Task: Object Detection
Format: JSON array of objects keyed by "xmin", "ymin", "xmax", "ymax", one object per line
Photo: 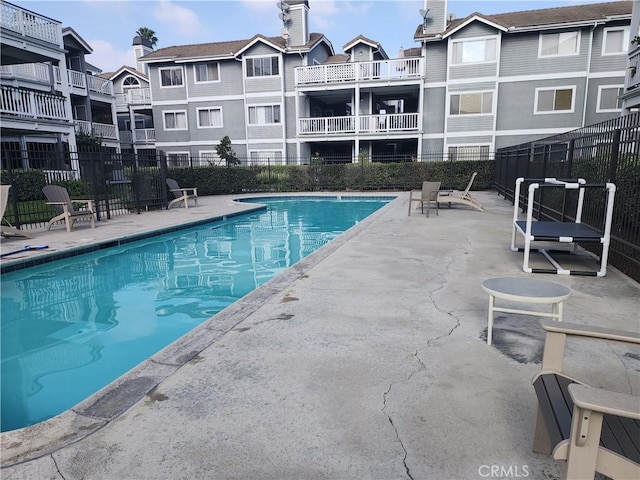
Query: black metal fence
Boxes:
[{"xmin": 494, "ymin": 111, "xmax": 640, "ymax": 282}]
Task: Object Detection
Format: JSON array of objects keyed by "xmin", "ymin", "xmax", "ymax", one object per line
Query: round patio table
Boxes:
[{"xmin": 481, "ymin": 277, "xmax": 572, "ymax": 345}]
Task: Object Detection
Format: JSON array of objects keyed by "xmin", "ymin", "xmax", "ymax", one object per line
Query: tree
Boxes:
[
  {"xmin": 136, "ymin": 27, "xmax": 158, "ymax": 47},
  {"xmin": 216, "ymin": 136, "xmax": 240, "ymax": 167}
]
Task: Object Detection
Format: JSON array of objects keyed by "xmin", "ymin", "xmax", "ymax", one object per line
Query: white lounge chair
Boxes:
[
  {"xmin": 437, "ymin": 172, "xmax": 484, "ymax": 212},
  {"xmin": 1, "ymin": 185, "xmax": 32, "ymax": 238},
  {"xmin": 42, "ymin": 185, "xmax": 95, "ymax": 232},
  {"xmin": 166, "ymin": 178, "xmax": 198, "ymax": 209}
]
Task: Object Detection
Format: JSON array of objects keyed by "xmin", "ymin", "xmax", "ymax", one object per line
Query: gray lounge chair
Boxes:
[
  {"xmin": 1, "ymin": 185, "xmax": 32, "ymax": 238},
  {"xmin": 166, "ymin": 178, "xmax": 198, "ymax": 209},
  {"xmin": 42, "ymin": 185, "xmax": 95, "ymax": 232}
]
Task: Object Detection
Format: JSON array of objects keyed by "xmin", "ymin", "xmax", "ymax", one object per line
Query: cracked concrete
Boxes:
[{"xmin": 1, "ymin": 191, "xmax": 639, "ymax": 480}]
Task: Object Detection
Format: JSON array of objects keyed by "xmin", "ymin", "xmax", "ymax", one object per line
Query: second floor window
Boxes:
[
  {"xmin": 540, "ymin": 31, "xmax": 579, "ymax": 57},
  {"xmin": 163, "ymin": 111, "xmax": 187, "ymax": 130},
  {"xmin": 451, "ymin": 38, "xmax": 496, "ymax": 64},
  {"xmin": 597, "ymin": 86, "xmax": 623, "ymax": 111},
  {"xmin": 195, "ymin": 62, "xmax": 219, "ymax": 82},
  {"xmin": 450, "ymin": 92, "xmax": 493, "ymax": 115},
  {"xmin": 248, "ymin": 105, "xmax": 281, "ymax": 124},
  {"xmin": 535, "ymin": 87, "xmax": 575, "ymax": 113},
  {"xmin": 160, "ymin": 67, "xmax": 183, "ymax": 87},
  {"xmin": 197, "ymin": 107, "xmax": 223, "ymax": 128},
  {"xmin": 246, "ymin": 56, "xmax": 279, "ymax": 77},
  {"xmin": 602, "ymin": 27, "xmax": 630, "ymax": 55}
]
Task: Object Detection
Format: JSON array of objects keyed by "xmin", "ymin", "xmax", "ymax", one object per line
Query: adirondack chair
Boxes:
[
  {"xmin": 1, "ymin": 185, "xmax": 32, "ymax": 238},
  {"xmin": 532, "ymin": 318, "xmax": 640, "ymax": 479},
  {"xmin": 42, "ymin": 185, "xmax": 95, "ymax": 232},
  {"xmin": 166, "ymin": 178, "xmax": 198, "ymax": 209}
]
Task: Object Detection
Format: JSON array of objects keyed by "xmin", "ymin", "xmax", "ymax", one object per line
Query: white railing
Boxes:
[
  {"xmin": 115, "ymin": 88, "xmax": 152, "ymax": 107},
  {"xmin": 133, "ymin": 128, "xmax": 155, "ymax": 143},
  {"xmin": 67, "ymin": 69, "xmax": 86, "ymax": 90},
  {"xmin": 295, "ymin": 58, "xmax": 422, "ymax": 85},
  {"xmin": 0, "ymin": 85, "xmax": 67, "ymax": 120},
  {"xmin": 299, "ymin": 113, "xmax": 419, "ymax": 135},
  {"xmin": 43, "ymin": 169, "xmax": 79, "ymax": 182},
  {"xmin": 1, "ymin": 1, "xmax": 62, "ymax": 47},
  {"xmin": 87, "ymin": 75, "xmax": 113, "ymax": 96},
  {"xmin": 0, "ymin": 63, "xmax": 50, "ymax": 83},
  {"xmin": 358, "ymin": 113, "xmax": 419, "ymax": 133},
  {"xmin": 298, "ymin": 116, "xmax": 356, "ymax": 135},
  {"xmin": 75, "ymin": 120, "xmax": 117, "ymax": 139}
]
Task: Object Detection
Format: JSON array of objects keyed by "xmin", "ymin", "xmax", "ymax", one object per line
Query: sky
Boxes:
[{"xmin": 13, "ymin": 0, "xmax": 623, "ymax": 73}]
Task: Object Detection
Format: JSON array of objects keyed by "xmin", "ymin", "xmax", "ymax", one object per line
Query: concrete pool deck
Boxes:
[{"xmin": 1, "ymin": 191, "xmax": 639, "ymax": 479}]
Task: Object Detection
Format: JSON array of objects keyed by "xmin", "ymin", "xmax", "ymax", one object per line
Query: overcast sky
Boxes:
[{"xmin": 13, "ymin": 0, "xmax": 622, "ymax": 72}]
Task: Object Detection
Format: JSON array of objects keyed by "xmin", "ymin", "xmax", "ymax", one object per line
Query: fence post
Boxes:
[
  {"xmin": 159, "ymin": 150, "xmax": 168, "ymax": 209},
  {"xmin": 566, "ymin": 139, "xmax": 575, "ymax": 178},
  {"xmin": 608, "ymin": 129, "xmax": 621, "ymax": 184}
]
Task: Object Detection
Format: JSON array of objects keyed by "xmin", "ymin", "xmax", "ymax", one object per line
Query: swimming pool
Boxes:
[{"xmin": 0, "ymin": 196, "xmax": 393, "ymax": 432}]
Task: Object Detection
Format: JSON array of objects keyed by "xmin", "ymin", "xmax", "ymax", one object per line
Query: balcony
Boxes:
[
  {"xmin": 298, "ymin": 113, "xmax": 419, "ymax": 136},
  {"xmin": 1, "ymin": 1, "xmax": 62, "ymax": 47},
  {"xmin": 0, "ymin": 85, "xmax": 68, "ymax": 120},
  {"xmin": 0, "ymin": 62, "xmax": 51, "ymax": 83},
  {"xmin": 119, "ymin": 128, "xmax": 155, "ymax": 144},
  {"xmin": 87, "ymin": 75, "xmax": 113, "ymax": 96},
  {"xmin": 75, "ymin": 119, "xmax": 118, "ymax": 139},
  {"xmin": 295, "ymin": 58, "xmax": 422, "ymax": 86},
  {"xmin": 52, "ymin": 67, "xmax": 114, "ymax": 97},
  {"xmin": 115, "ymin": 88, "xmax": 152, "ymax": 108}
]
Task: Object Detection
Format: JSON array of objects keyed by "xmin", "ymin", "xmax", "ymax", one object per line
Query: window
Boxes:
[
  {"xmin": 602, "ymin": 27, "xmax": 630, "ymax": 55},
  {"xmin": 122, "ymin": 76, "xmax": 140, "ymax": 89},
  {"xmin": 167, "ymin": 152, "xmax": 189, "ymax": 167},
  {"xmin": 448, "ymin": 145, "xmax": 491, "ymax": 161},
  {"xmin": 249, "ymin": 151, "xmax": 283, "ymax": 165},
  {"xmin": 199, "ymin": 151, "xmax": 223, "ymax": 166},
  {"xmin": 159, "ymin": 67, "xmax": 183, "ymax": 87},
  {"xmin": 535, "ymin": 87, "xmax": 575, "ymax": 113},
  {"xmin": 197, "ymin": 107, "xmax": 223, "ymax": 128},
  {"xmin": 248, "ymin": 105, "xmax": 281, "ymax": 124},
  {"xmin": 450, "ymin": 92, "xmax": 493, "ymax": 115},
  {"xmin": 246, "ymin": 56, "xmax": 279, "ymax": 77},
  {"xmin": 163, "ymin": 110, "xmax": 187, "ymax": 130},
  {"xmin": 67, "ymin": 56, "xmax": 81, "ymax": 71},
  {"xmin": 597, "ymin": 86, "xmax": 623, "ymax": 112},
  {"xmin": 451, "ymin": 38, "xmax": 496, "ymax": 64},
  {"xmin": 124, "ymin": 119, "xmax": 145, "ymax": 130},
  {"xmin": 194, "ymin": 62, "xmax": 219, "ymax": 82},
  {"xmin": 540, "ymin": 31, "xmax": 579, "ymax": 57}
]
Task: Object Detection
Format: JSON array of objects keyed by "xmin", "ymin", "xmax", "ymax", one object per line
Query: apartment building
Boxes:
[
  {"xmin": 620, "ymin": 0, "xmax": 640, "ymax": 112},
  {"xmin": 138, "ymin": 0, "xmax": 632, "ymax": 165},
  {"xmin": 0, "ymin": 0, "xmax": 118, "ymax": 168},
  {"xmin": 100, "ymin": 36, "xmax": 156, "ymax": 160}
]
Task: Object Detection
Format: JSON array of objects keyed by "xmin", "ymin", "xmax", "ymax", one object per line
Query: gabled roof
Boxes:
[
  {"xmin": 342, "ymin": 35, "xmax": 389, "ymax": 59},
  {"xmin": 140, "ymin": 32, "xmax": 327, "ymax": 63},
  {"xmin": 62, "ymin": 27, "xmax": 92, "ymax": 54},
  {"xmin": 415, "ymin": 1, "xmax": 633, "ymax": 41},
  {"xmin": 99, "ymin": 65, "xmax": 148, "ymax": 82},
  {"xmin": 323, "ymin": 54, "xmax": 350, "ymax": 64}
]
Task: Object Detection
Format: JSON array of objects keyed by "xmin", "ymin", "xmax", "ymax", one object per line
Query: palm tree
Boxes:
[{"xmin": 136, "ymin": 27, "xmax": 158, "ymax": 47}]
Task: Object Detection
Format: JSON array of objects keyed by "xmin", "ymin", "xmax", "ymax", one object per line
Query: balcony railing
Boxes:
[
  {"xmin": 0, "ymin": 85, "xmax": 67, "ymax": 120},
  {"xmin": 87, "ymin": 75, "xmax": 113, "ymax": 96},
  {"xmin": 627, "ymin": 50, "xmax": 640, "ymax": 92},
  {"xmin": 0, "ymin": 63, "xmax": 51, "ymax": 83},
  {"xmin": 115, "ymin": 88, "xmax": 152, "ymax": 107},
  {"xmin": 299, "ymin": 113, "xmax": 419, "ymax": 135},
  {"xmin": 134, "ymin": 128, "xmax": 155, "ymax": 143},
  {"xmin": 75, "ymin": 119, "xmax": 118, "ymax": 139},
  {"xmin": 1, "ymin": 1, "xmax": 62, "ymax": 47},
  {"xmin": 295, "ymin": 58, "xmax": 422, "ymax": 85}
]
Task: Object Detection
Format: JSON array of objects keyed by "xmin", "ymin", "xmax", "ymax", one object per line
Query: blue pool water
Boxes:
[{"xmin": 0, "ymin": 196, "xmax": 392, "ymax": 432}]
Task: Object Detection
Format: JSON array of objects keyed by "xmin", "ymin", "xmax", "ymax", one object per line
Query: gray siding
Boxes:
[
  {"xmin": 453, "ymin": 22, "xmax": 497, "ymax": 39},
  {"xmin": 352, "ymin": 44, "xmax": 373, "ymax": 61},
  {"xmin": 500, "ymin": 28, "xmax": 590, "ymax": 77},
  {"xmin": 246, "ymin": 75, "xmax": 281, "ymax": 93},
  {"xmin": 584, "ymin": 76, "xmax": 626, "ymax": 125},
  {"xmin": 247, "ymin": 125, "xmax": 284, "ymax": 139},
  {"xmin": 447, "ymin": 115, "xmax": 494, "ymax": 132},
  {"xmin": 425, "ymin": 43, "xmax": 447, "ymax": 83},
  {"xmin": 150, "ymin": 64, "xmax": 187, "ymax": 102},
  {"xmin": 424, "ymin": 0, "xmax": 446, "ymax": 36},
  {"xmin": 590, "ymin": 23, "xmax": 630, "ymax": 73},
  {"xmin": 283, "ymin": 55, "xmax": 303, "ymax": 92},
  {"xmin": 421, "ymin": 137, "xmax": 445, "ymax": 153},
  {"xmin": 450, "ymin": 63, "xmax": 497, "ymax": 80},
  {"xmin": 446, "ymin": 135, "xmax": 493, "ymax": 144},
  {"xmin": 496, "ymin": 79, "xmax": 586, "ymax": 130},
  {"xmin": 449, "ymin": 82, "xmax": 495, "ymax": 92},
  {"xmin": 154, "ymin": 105, "xmax": 189, "ymax": 143},
  {"xmin": 284, "ymin": 96, "xmax": 297, "ymax": 137},
  {"xmin": 186, "ymin": 61, "xmax": 244, "ymax": 98},
  {"xmin": 423, "ymin": 86, "xmax": 445, "ymax": 134}
]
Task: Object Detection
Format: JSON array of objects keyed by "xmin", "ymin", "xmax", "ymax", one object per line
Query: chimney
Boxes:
[
  {"xmin": 132, "ymin": 35, "xmax": 153, "ymax": 75},
  {"xmin": 279, "ymin": 0, "xmax": 309, "ymax": 48},
  {"xmin": 423, "ymin": 0, "xmax": 448, "ymax": 35}
]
